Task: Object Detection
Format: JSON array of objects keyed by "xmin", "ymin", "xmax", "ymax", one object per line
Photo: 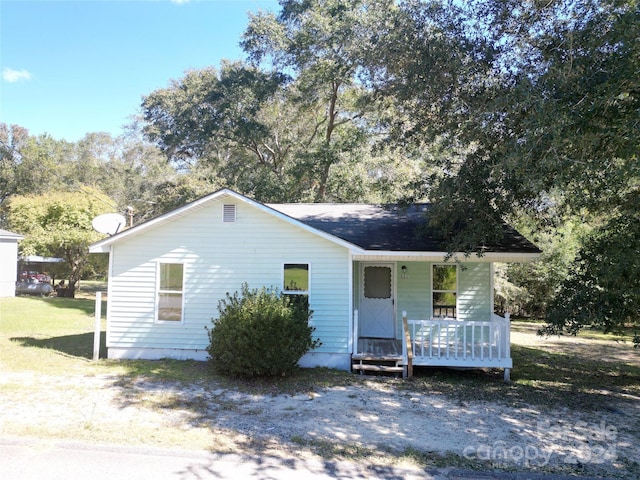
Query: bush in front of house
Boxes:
[{"xmin": 206, "ymin": 283, "xmax": 321, "ymax": 378}]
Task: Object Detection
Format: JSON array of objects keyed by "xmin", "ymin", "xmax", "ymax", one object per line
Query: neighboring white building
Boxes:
[
  {"xmin": 0, "ymin": 229, "xmax": 24, "ymax": 297},
  {"xmin": 89, "ymin": 189, "xmax": 540, "ymax": 377}
]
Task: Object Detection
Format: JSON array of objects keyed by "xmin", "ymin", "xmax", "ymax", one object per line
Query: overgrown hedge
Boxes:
[{"xmin": 206, "ymin": 283, "xmax": 321, "ymax": 378}]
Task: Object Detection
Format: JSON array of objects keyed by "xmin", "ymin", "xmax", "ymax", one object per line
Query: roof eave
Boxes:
[
  {"xmin": 0, "ymin": 232, "xmax": 24, "ymax": 241},
  {"xmin": 352, "ymin": 251, "xmax": 541, "ymax": 262}
]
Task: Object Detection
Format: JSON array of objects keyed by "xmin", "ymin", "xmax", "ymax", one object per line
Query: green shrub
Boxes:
[{"xmin": 206, "ymin": 283, "xmax": 321, "ymax": 378}]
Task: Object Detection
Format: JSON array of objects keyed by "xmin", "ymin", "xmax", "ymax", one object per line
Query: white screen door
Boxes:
[{"xmin": 359, "ymin": 264, "xmax": 394, "ymax": 338}]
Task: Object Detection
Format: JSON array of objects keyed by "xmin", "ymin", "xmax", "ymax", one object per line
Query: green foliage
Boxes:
[
  {"xmin": 0, "ymin": 128, "xmax": 74, "ymax": 205},
  {"xmin": 70, "ymin": 131, "xmax": 180, "ymax": 223},
  {"xmin": 0, "ymin": 123, "xmax": 184, "ymax": 228},
  {"xmin": 141, "ymin": 1, "xmax": 432, "ymax": 203},
  {"xmin": 495, "ymin": 210, "xmax": 594, "ymax": 317},
  {"xmin": 142, "ymin": 63, "xmax": 285, "ymax": 164},
  {"xmin": 206, "ymin": 284, "xmax": 321, "ymax": 378},
  {"xmin": 365, "ymin": 0, "xmax": 639, "ymax": 339},
  {"xmin": 0, "ymin": 124, "xmax": 30, "ymax": 204},
  {"xmin": 241, "ymin": 0, "xmax": 413, "ymax": 202},
  {"xmin": 367, "ymin": 0, "xmax": 638, "ymax": 244},
  {"xmin": 543, "ymin": 207, "xmax": 640, "ymax": 347},
  {"xmin": 3, "ymin": 188, "xmax": 114, "ymax": 292}
]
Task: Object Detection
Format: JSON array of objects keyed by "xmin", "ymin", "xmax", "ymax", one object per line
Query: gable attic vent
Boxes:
[{"xmin": 223, "ymin": 204, "xmax": 237, "ymax": 223}]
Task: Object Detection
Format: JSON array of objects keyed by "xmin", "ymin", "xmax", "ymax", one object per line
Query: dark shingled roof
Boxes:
[{"xmin": 269, "ymin": 203, "xmax": 540, "ymax": 254}]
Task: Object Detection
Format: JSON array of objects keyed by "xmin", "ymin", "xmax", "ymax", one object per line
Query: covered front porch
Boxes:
[
  {"xmin": 351, "ymin": 310, "xmax": 512, "ymax": 381},
  {"xmin": 350, "ymin": 260, "xmax": 513, "ymax": 381}
]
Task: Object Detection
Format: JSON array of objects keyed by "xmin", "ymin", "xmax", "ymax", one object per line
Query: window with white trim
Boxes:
[
  {"xmin": 432, "ymin": 264, "xmax": 457, "ymax": 318},
  {"xmin": 283, "ymin": 263, "xmax": 309, "ymax": 310},
  {"xmin": 157, "ymin": 263, "xmax": 184, "ymax": 322}
]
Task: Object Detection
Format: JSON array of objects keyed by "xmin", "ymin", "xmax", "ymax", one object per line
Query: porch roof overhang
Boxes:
[{"xmin": 350, "ymin": 251, "xmax": 540, "ymax": 263}]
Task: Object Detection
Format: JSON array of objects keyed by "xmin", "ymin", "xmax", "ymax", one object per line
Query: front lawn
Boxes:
[
  {"xmin": 1, "ymin": 295, "xmax": 639, "ymax": 478},
  {"xmin": 0, "ymin": 294, "xmax": 106, "ymax": 373},
  {"xmin": 1, "ymin": 295, "xmax": 639, "ymax": 406}
]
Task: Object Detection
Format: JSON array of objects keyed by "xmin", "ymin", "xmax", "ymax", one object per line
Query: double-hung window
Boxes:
[
  {"xmin": 157, "ymin": 263, "xmax": 184, "ymax": 322},
  {"xmin": 283, "ymin": 263, "xmax": 309, "ymax": 310},
  {"xmin": 432, "ymin": 264, "xmax": 457, "ymax": 318}
]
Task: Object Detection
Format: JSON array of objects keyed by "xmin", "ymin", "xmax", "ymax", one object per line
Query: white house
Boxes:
[
  {"xmin": 0, "ymin": 229, "xmax": 24, "ymax": 297},
  {"xmin": 89, "ymin": 189, "xmax": 540, "ymax": 379}
]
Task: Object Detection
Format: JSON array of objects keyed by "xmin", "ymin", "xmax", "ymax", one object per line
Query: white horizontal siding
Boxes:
[
  {"xmin": 107, "ymin": 198, "xmax": 351, "ymax": 356},
  {"xmin": 457, "ymin": 262, "xmax": 492, "ymax": 321},
  {"xmin": 395, "ymin": 261, "xmax": 431, "ymax": 338}
]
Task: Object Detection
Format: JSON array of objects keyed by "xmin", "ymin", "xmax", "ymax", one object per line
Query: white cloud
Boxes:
[
  {"xmin": 170, "ymin": 0, "xmax": 191, "ymax": 4},
  {"xmin": 2, "ymin": 68, "xmax": 32, "ymax": 83}
]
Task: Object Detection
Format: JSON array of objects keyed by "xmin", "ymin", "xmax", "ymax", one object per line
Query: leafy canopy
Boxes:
[{"xmin": 3, "ymin": 188, "xmax": 115, "ymax": 291}]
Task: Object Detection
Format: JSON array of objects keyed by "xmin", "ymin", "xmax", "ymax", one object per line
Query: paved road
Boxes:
[{"xmin": 0, "ymin": 437, "xmax": 615, "ymax": 480}]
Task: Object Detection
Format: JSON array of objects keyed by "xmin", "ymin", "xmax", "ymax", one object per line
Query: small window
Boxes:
[
  {"xmin": 283, "ymin": 263, "xmax": 310, "ymax": 311},
  {"xmin": 157, "ymin": 263, "xmax": 184, "ymax": 322},
  {"xmin": 283, "ymin": 263, "xmax": 309, "ymax": 293},
  {"xmin": 223, "ymin": 204, "xmax": 236, "ymax": 223},
  {"xmin": 432, "ymin": 264, "xmax": 457, "ymax": 318}
]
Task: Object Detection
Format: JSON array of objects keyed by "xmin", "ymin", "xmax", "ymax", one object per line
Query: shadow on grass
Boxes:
[
  {"xmin": 510, "ymin": 344, "xmax": 640, "ymax": 409},
  {"xmin": 20, "ymin": 296, "xmax": 107, "ymax": 317},
  {"xmin": 112, "ymin": 360, "xmax": 357, "ymax": 396},
  {"xmin": 11, "ymin": 332, "xmax": 107, "ymax": 360},
  {"xmin": 405, "ymin": 344, "xmax": 640, "ymax": 412}
]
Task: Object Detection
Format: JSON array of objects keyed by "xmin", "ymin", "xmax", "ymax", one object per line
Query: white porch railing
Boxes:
[
  {"xmin": 402, "ymin": 312, "xmax": 512, "ymax": 381},
  {"xmin": 352, "ymin": 310, "xmax": 512, "ymax": 381}
]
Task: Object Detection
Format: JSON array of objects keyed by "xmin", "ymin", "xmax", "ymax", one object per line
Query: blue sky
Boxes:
[{"xmin": 0, "ymin": 0, "xmax": 279, "ymax": 142}]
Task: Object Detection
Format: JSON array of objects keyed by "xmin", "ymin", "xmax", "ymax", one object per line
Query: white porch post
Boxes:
[
  {"xmin": 504, "ymin": 312, "xmax": 511, "ymax": 382},
  {"xmin": 402, "ymin": 311, "xmax": 413, "ymax": 379},
  {"xmin": 353, "ymin": 309, "xmax": 359, "ymax": 355}
]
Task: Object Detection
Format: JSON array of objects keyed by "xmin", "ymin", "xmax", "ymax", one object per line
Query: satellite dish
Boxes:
[{"xmin": 92, "ymin": 213, "xmax": 126, "ymax": 235}]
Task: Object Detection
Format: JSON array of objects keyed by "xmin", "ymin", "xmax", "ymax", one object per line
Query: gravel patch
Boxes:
[{"xmin": 1, "ymin": 369, "xmax": 638, "ymax": 478}]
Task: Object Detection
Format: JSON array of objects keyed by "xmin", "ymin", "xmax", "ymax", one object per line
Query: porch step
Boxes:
[
  {"xmin": 352, "ymin": 356, "xmax": 404, "ymax": 375},
  {"xmin": 352, "ymin": 363, "xmax": 405, "ymax": 373}
]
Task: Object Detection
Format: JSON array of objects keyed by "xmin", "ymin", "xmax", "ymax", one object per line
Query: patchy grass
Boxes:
[
  {"xmin": 1, "ymin": 294, "xmax": 355, "ymax": 393},
  {"xmin": 396, "ymin": 321, "xmax": 640, "ymax": 414},
  {"xmin": 0, "ymin": 295, "xmax": 106, "ymax": 373},
  {"xmin": 218, "ymin": 366, "xmax": 357, "ymax": 396},
  {"xmin": 108, "ymin": 359, "xmax": 357, "ymax": 398},
  {"xmin": 2, "ymin": 297, "xmax": 638, "ymax": 411},
  {"xmin": 291, "ymin": 436, "xmax": 386, "ymax": 461},
  {"xmin": 1, "ymin": 297, "xmax": 639, "ymax": 478},
  {"xmin": 403, "ymin": 347, "xmax": 640, "ymax": 412}
]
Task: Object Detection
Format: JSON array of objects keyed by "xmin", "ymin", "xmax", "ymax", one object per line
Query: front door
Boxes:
[{"xmin": 359, "ymin": 263, "xmax": 395, "ymax": 338}]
